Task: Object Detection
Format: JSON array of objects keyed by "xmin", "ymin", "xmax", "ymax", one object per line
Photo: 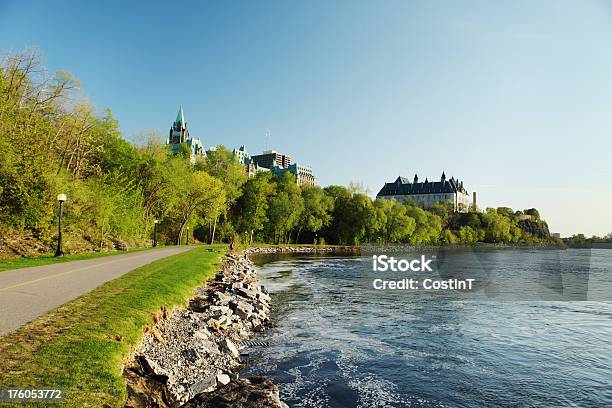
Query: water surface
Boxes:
[{"xmin": 245, "ymin": 249, "xmax": 612, "ymax": 407}]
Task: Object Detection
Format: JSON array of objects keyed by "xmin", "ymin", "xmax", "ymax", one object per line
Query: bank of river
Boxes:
[
  {"xmin": 245, "ymin": 248, "xmax": 612, "ymax": 407},
  {"xmin": 123, "ymin": 246, "xmax": 358, "ymax": 407}
]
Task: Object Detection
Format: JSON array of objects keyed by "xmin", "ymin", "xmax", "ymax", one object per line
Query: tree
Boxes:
[
  {"xmin": 197, "ymin": 145, "xmax": 247, "ymax": 205},
  {"xmin": 482, "ymin": 208, "xmax": 512, "ymax": 243},
  {"xmin": 496, "ymin": 207, "xmax": 514, "ymax": 218},
  {"xmin": 431, "ymin": 201, "xmax": 455, "ymax": 228},
  {"xmin": 201, "ymin": 183, "xmax": 226, "ymax": 244},
  {"xmin": 296, "ymin": 185, "xmax": 333, "ymax": 243},
  {"xmin": 458, "ymin": 226, "xmax": 479, "ymax": 244},
  {"xmin": 373, "ymin": 198, "xmax": 416, "ymax": 243},
  {"xmin": 404, "ymin": 202, "xmax": 442, "ymax": 244},
  {"xmin": 171, "ymin": 171, "xmax": 224, "ymax": 245},
  {"xmin": 442, "ymin": 229, "xmax": 458, "ymax": 245},
  {"xmin": 323, "ymin": 186, "xmax": 376, "ymax": 245},
  {"xmin": 232, "ymin": 172, "xmax": 275, "ymax": 243},
  {"xmin": 265, "ymin": 173, "xmax": 304, "ymax": 243},
  {"xmin": 196, "ymin": 146, "xmax": 248, "ymax": 243}
]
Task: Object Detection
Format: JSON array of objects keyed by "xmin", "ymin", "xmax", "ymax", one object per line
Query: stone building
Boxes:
[
  {"xmin": 377, "ymin": 172, "xmax": 472, "ymax": 212},
  {"xmin": 251, "ymin": 150, "xmax": 291, "ymax": 169},
  {"xmin": 233, "ymin": 147, "xmax": 317, "ymax": 186},
  {"xmin": 269, "ymin": 163, "xmax": 316, "ymax": 186},
  {"xmin": 168, "ymin": 106, "xmax": 204, "ymax": 163}
]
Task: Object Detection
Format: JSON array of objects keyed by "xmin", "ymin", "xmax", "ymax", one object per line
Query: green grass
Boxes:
[
  {"xmin": 0, "ymin": 246, "xmax": 161, "ymax": 272},
  {"xmin": 0, "ymin": 245, "xmax": 226, "ymax": 407}
]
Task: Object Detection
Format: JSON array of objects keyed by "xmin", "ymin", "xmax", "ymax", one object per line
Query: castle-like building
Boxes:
[
  {"xmin": 166, "ymin": 107, "xmax": 316, "ymax": 184},
  {"xmin": 168, "ymin": 106, "xmax": 204, "ymax": 163},
  {"xmin": 377, "ymin": 172, "xmax": 474, "ymax": 212}
]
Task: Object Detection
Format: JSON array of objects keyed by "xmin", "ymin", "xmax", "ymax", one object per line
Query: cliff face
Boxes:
[{"xmin": 518, "ymin": 219, "xmax": 551, "ymax": 239}]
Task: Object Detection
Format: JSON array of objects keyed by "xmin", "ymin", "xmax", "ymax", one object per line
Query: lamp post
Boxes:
[
  {"xmin": 315, "ymin": 233, "xmax": 318, "ymax": 246},
  {"xmin": 186, "ymin": 227, "xmax": 189, "ymax": 245},
  {"xmin": 153, "ymin": 219, "xmax": 159, "ymax": 247},
  {"xmin": 55, "ymin": 194, "xmax": 67, "ymax": 257}
]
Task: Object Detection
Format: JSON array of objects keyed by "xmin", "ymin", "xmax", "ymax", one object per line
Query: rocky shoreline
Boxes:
[
  {"xmin": 123, "ymin": 246, "xmax": 358, "ymax": 408},
  {"xmin": 243, "ymin": 245, "xmax": 360, "ymax": 256}
]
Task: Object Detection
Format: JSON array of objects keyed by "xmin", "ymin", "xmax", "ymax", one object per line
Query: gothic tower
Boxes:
[{"xmin": 169, "ymin": 106, "xmax": 189, "ymax": 144}]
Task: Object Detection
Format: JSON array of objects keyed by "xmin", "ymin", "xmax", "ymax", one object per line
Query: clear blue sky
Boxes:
[{"xmin": 1, "ymin": 0, "xmax": 611, "ymax": 237}]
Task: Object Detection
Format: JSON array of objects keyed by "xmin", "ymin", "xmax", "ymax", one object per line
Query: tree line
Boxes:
[{"xmin": 0, "ymin": 50, "xmax": 562, "ymax": 254}]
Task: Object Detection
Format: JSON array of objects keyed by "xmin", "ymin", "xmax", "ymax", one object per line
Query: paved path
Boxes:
[{"xmin": 0, "ymin": 246, "xmax": 194, "ymax": 336}]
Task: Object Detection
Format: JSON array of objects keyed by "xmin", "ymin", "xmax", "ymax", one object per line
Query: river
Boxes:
[{"xmin": 244, "ymin": 248, "xmax": 611, "ymax": 407}]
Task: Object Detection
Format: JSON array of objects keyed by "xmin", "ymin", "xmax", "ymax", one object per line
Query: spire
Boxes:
[
  {"xmin": 175, "ymin": 105, "xmax": 186, "ymax": 128},
  {"xmin": 425, "ymin": 177, "xmax": 429, "ymax": 183},
  {"xmin": 441, "ymin": 171, "xmax": 446, "ymax": 182},
  {"xmin": 414, "ymin": 174, "xmax": 418, "ymax": 183}
]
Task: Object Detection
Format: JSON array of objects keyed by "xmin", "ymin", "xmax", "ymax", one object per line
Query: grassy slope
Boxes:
[
  {"xmin": 0, "ymin": 246, "xmax": 226, "ymax": 407},
  {"xmin": 0, "ymin": 247, "xmax": 160, "ymax": 272}
]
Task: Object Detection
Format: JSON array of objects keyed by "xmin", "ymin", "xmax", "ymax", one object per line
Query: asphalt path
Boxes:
[{"xmin": 0, "ymin": 246, "xmax": 194, "ymax": 336}]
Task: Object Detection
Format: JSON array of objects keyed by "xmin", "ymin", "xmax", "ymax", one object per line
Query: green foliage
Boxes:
[
  {"xmin": 196, "ymin": 145, "xmax": 247, "ymax": 205},
  {"xmin": 265, "ymin": 173, "xmax": 304, "ymax": 244},
  {"xmin": 231, "ymin": 172, "xmax": 275, "ymax": 243},
  {"xmin": 168, "ymin": 171, "xmax": 226, "ymax": 245},
  {"xmin": 431, "ymin": 201, "xmax": 455, "ymax": 228},
  {"xmin": 482, "ymin": 208, "xmax": 512, "ymax": 243},
  {"xmin": 458, "ymin": 226, "xmax": 480, "ymax": 244},
  {"xmin": 0, "ymin": 49, "xmax": 559, "ymax": 252},
  {"xmin": 372, "ymin": 198, "xmax": 416, "ymax": 243},
  {"xmin": 442, "ymin": 229, "xmax": 459, "ymax": 245},
  {"xmin": 404, "ymin": 202, "xmax": 442, "ymax": 244},
  {"xmin": 298, "ymin": 185, "xmax": 334, "ymax": 240},
  {"xmin": 0, "ymin": 138, "xmax": 58, "ymax": 237},
  {"xmin": 322, "ymin": 186, "xmax": 375, "ymax": 245}
]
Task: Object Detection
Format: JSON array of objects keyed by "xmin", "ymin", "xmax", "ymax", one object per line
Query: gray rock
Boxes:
[
  {"xmin": 181, "ymin": 348, "xmax": 199, "ymax": 362},
  {"xmin": 216, "ymin": 373, "xmax": 231, "ymax": 386},
  {"xmin": 238, "ymin": 287, "xmax": 259, "ymax": 300},
  {"xmin": 217, "ymin": 315, "xmax": 232, "ymax": 326},
  {"xmin": 209, "ymin": 305, "xmax": 231, "ymax": 316},
  {"xmin": 207, "ymin": 318, "xmax": 223, "ymax": 331},
  {"xmin": 251, "ymin": 318, "xmax": 263, "ymax": 331},
  {"xmin": 138, "ymin": 354, "xmax": 170, "ymax": 377},
  {"xmin": 231, "ymin": 300, "xmax": 254, "ymax": 320},
  {"xmin": 258, "ymin": 291, "xmax": 272, "ymax": 303},
  {"xmin": 194, "ymin": 329, "xmax": 210, "ymax": 340},
  {"xmin": 190, "ymin": 373, "xmax": 217, "ymax": 394},
  {"xmin": 222, "ymin": 338, "xmax": 240, "ymax": 358},
  {"xmin": 129, "ymin": 249, "xmax": 280, "ymax": 406},
  {"xmin": 213, "ymin": 291, "xmax": 232, "ymax": 304}
]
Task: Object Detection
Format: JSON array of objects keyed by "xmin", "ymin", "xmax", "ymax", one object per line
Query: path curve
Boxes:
[{"xmin": 0, "ymin": 246, "xmax": 194, "ymax": 336}]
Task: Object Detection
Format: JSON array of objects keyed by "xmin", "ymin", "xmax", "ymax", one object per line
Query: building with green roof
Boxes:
[{"xmin": 168, "ymin": 106, "xmax": 204, "ymax": 163}]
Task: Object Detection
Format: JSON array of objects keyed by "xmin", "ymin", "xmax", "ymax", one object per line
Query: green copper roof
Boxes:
[{"xmin": 175, "ymin": 105, "xmax": 185, "ymax": 127}]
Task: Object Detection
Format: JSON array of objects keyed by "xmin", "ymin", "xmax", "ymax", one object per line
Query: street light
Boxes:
[
  {"xmin": 186, "ymin": 227, "xmax": 189, "ymax": 245},
  {"xmin": 55, "ymin": 194, "xmax": 67, "ymax": 257},
  {"xmin": 153, "ymin": 219, "xmax": 159, "ymax": 247}
]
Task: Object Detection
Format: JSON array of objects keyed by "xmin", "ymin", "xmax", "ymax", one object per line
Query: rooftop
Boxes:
[{"xmin": 377, "ymin": 172, "xmax": 468, "ymax": 196}]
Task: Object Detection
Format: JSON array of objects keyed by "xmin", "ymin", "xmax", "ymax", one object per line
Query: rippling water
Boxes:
[{"xmin": 244, "ymin": 249, "xmax": 612, "ymax": 407}]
